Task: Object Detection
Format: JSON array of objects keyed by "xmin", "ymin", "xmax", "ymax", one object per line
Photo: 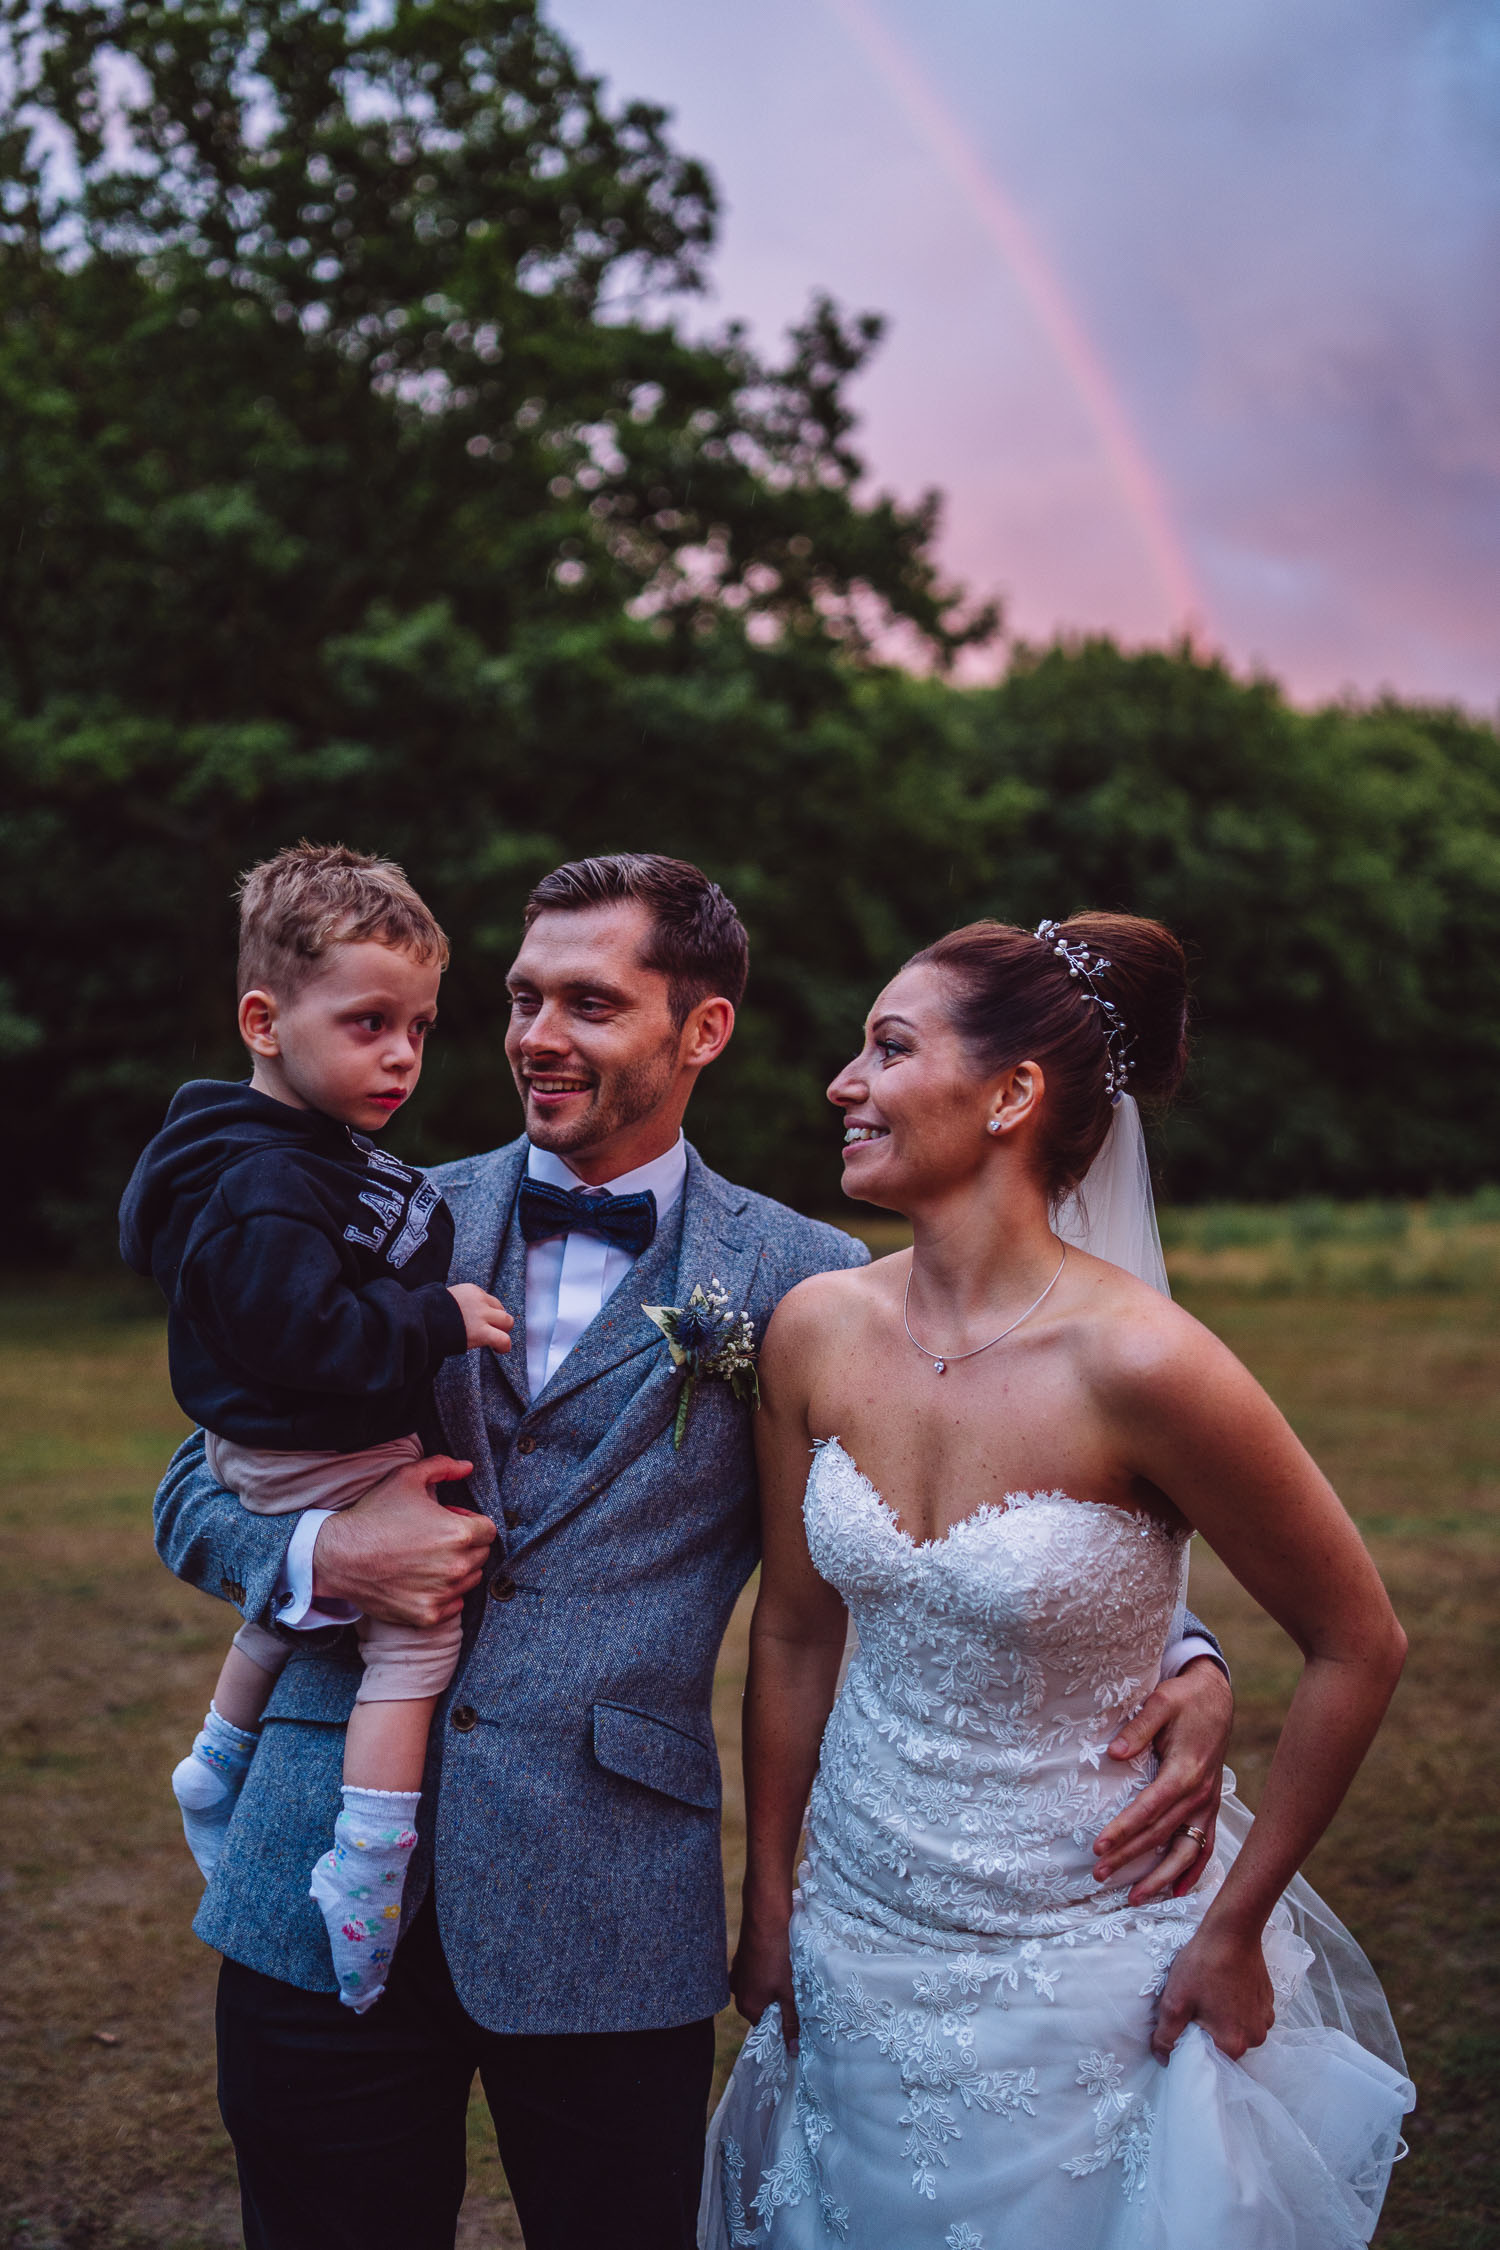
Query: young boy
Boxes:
[{"xmin": 120, "ymin": 842, "xmax": 512, "ymax": 2011}]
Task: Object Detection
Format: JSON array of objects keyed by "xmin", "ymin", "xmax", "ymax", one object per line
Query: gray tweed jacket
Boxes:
[{"xmin": 153, "ymin": 1138, "xmax": 868, "ymax": 2034}]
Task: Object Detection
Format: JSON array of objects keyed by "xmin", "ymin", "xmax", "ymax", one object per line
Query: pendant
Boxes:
[{"xmin": 933, "ymin": 1358, "xmax": 946, "ymax": 1374}]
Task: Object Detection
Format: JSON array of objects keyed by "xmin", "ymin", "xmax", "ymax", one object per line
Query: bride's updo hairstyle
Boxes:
[{"xmin": 910, "ymin": 913, "xmax": 1189, "ymax": 1200}]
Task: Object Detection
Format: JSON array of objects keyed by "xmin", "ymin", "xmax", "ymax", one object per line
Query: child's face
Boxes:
[{"xmin": 240, "ymin": 941, "xmax": 442, "ymax": 1132}]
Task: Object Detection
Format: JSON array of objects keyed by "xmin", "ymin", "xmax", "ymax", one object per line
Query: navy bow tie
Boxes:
[{"xmin": 517, "ymin": 1176, "xmax": 658, "ymax": 1258}]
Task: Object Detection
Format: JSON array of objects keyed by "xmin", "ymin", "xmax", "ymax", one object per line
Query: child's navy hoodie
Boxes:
[{"xmin": 119, "ymin": 1079, "xmax": 467, "ymax": 1451}]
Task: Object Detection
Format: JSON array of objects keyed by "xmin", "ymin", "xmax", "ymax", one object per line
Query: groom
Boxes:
[{"xmin": 154, "ymin": 853, "xmax": 1231, "ymax": 2250}]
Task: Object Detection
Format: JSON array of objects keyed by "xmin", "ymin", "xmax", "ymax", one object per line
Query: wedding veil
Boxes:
[
  {"xmin": 1053, "ymin": 1093, "xmax": 1170, "ymax": 1297},
  {"xmin": 1054, "ymin": 1095, "xmax": 1184, "ymax": 1641}
]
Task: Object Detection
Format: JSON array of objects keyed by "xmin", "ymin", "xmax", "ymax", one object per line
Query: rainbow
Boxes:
[{"xmin": 824, "ymin": 0, "xmax": 1207, "ymax": 638}]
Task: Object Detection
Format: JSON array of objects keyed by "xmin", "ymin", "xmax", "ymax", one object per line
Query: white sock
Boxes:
[
  {"xmin": 171, "ymin": 1703, "xmax": 258, "ymax": 1879},
  {"xmin": 308, "ymin": 1786, "xmax": 421, "ymax": 2014}
]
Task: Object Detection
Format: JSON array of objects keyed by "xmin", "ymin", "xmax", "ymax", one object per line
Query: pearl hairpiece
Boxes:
[{"xmin": 1033, "ymin": 921, "xmax": 1135, "ymax": 1105}]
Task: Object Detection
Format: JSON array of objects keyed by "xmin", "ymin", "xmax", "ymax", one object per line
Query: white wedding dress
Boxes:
[{"xmin": 700, "ymin": 1438, "xmax": 1413, "ymax": 2249}]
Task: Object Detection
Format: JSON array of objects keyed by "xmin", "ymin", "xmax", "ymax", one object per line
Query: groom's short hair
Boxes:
[{"xmin": 524, "ymin": 854, "xmax": 749, "ymax": 1023}]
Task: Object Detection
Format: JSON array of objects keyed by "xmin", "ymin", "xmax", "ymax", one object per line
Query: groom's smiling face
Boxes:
[{"xmin": 504, "ymin": 901, "xmax": 717, "ymax": 1178}]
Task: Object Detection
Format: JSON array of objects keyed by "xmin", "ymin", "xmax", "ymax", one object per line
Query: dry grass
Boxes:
[
  {"xmin": 1, "ymin": 1256, "xmax": 1495, "ymax": 2248},
  {"xmin": 1177, "ymin": 1289, "xmax": 1500, "ymax": 2250}
]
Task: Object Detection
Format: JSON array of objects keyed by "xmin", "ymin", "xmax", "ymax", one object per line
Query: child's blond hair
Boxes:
[{"xmin": 236, "ymin": 842, "xmax": 449, "ymax": 999}]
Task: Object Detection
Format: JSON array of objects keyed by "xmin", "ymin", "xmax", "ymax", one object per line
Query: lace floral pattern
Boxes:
[
  {"xmin": 708, "ymin": 1444, "xmax": 1202, "ymax": 2239},
  {"xmin": 702, "ymin": 1439, "xmax": 1409, "ymax": 2247},
  {"xmin": 1063, "ymin": 2050, "xmax": 1154, "ymax": 2197},
  {"xmin": 801, "ymin": 1439, "xmax": 1190, "ymax": 1947}
]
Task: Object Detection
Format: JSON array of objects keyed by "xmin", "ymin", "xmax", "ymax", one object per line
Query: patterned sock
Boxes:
[
  {"xmin": 171, "ymin": 1703, "xmax": 259, "ymax": 1879},
  {"xmin": 308, "ymin": 1786, "xmax": 420, "ymax": 2014}
]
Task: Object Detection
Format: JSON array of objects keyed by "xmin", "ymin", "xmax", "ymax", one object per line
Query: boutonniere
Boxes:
[{"xmin": 643, "ymin": 1277, "xmax": 761, "ymax": 1449}]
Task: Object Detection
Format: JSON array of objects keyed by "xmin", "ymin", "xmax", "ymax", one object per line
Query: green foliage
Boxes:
[
  {"xmin": 945, "ymin": 645, "xmax": 1500, "ymax": 1200},
  {"xmin": 2, "ymin": 0, "xmax": 1499, "ymax": 1262},
  {"xmin": 0, "ymin": 0, "xmax": 984, "ymax": 1256}
]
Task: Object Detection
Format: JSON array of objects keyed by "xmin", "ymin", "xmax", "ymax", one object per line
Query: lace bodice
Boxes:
[{"xmin": 801, "ymin": 1438, "xmax": 1191, "ymax": 1943}]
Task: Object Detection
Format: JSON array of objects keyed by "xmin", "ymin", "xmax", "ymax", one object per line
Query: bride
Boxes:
[{"xmin": 701, "ymin": 914, "xmax": 1413, "ymax": 2249}]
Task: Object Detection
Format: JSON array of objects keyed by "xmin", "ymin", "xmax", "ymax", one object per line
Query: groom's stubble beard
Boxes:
[{"xmin": 517, "ymin": 1026, "xmax": 685, "ymax": 1160}]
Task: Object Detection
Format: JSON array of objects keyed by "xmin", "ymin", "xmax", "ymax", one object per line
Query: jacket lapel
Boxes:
[
  {"xmin": 434, "ymin": 1139, "xmax": 527, "ymax": 1458},
  {"xmin": 437, "ymin": 1141, "xmax": 769, "ymax": 1534},
  {"xmin": 665, "ymin": 1147, "xmax": 765, "ymax": 1367},
  {"xmin": 592, "ymin": 1151, "xmax": 766, "ymax": 1483},
  {"xmin": 487, "ymin": 1192, "xmax": 531, "ymax": 1412},
  {"xmin": 517, "ymin": 1150, "xmax": 767, "ymax": 1532}
]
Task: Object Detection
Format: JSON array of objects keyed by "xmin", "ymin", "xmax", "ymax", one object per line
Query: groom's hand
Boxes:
[
  {"xmin": 1092, "ymin": 1657, "xmax": 1233, "ymax": 1902},
  {"xmin": 312, "ymin": 1454, "xmax": 495, "ymax": 1627}
]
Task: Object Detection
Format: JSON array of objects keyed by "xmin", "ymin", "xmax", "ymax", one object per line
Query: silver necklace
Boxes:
[{"xmin": 902, "ymin": 1245, "xmax": 1067, "ymax": 1374}]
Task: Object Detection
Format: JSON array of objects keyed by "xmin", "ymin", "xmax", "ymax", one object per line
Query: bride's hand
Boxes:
[
  {"xmin": 731, "ymin": 1906, "xmax": 800, "ymax": 2046},
  {"xmin": 1151, "ymin": 1922, "xmax": 1275, "ymax": 2063}
]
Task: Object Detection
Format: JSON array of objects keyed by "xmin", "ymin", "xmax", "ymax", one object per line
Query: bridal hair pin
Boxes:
[{"xmin": 1033, "ymin": 921, "xmax": 1135, "ymax": 1105}]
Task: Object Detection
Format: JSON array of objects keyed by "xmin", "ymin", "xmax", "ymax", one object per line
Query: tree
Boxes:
[
  {"xmin": 3, "ymin": 3, "xmax": 1498, "ymax": 1263},
  {"xmin": 0, "ymin": 0, "xmax": 990, "ymax": 1256},
  {"xmin": 949, "ymin": 643, "xmax": 1500, "ymax": 1199}
]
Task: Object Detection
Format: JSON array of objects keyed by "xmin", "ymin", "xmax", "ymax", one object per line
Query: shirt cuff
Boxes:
[
  {"xmin": 272, "ymin": 1510, "xmax": 362, "ymax": 1630},
  {"xmin": 1161, "ymin": 1634, "xmax": 1229, "ymax": 1682}
]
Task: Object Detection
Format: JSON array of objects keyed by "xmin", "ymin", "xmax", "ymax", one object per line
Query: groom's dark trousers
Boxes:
[{"xmin": 217, "ymin": 1899, "xmax": 715, "ymax": 2250}]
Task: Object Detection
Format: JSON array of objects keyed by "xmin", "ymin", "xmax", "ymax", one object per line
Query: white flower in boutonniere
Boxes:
[{"xmin": 642, "ymin": 1277, "xmax": 760, "ymax": 1449}]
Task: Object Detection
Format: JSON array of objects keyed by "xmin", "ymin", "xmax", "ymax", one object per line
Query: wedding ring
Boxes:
[{"xmin": 1175, "ymin": 1825, "xmax": 1210, "ymax": 1850}]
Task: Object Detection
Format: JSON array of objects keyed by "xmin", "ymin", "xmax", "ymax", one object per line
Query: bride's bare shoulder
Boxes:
[{"xmin": 1066, "ymin": 1250, "xmax": 1237, "ymax": 1402}]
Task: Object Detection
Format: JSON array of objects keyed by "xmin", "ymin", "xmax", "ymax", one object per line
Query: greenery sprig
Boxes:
[{"xmin": 643, "ymin": 1278, "xmax": 760, "ymax": 1449}]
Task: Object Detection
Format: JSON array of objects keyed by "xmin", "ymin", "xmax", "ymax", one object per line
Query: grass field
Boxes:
[{"xmin": 2, "ymin": 1205, "xmax": 1496, "ymax": 2247}]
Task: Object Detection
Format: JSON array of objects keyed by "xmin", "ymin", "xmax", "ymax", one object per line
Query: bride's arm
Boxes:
[
  {"xmin": 731, "ymin": 1280, "xmax": 850, "ymax": 2040},
  {"xmin": 1100, "ymin": 1307, "xmax": 1407, "ymax": 2062}
]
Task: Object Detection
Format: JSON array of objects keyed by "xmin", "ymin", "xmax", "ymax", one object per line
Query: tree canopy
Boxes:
[{"xmin": 3, "ymin": 0, "xmax": 1497, "ymax": 1261}]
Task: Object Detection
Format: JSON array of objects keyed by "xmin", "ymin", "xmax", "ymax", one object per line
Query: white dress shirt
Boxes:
[
  {"xmin": 521, "ymin": 1135, "xmax": 687, "ymax": 1397},
  {"xmin": 275, "ymin": 1134, "xmax": 687, "ymax": 1628}
]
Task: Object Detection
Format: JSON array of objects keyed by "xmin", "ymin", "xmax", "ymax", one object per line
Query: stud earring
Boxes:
[{"xmin": 987, "ymin": 1119, "xmax": 1001, "ymax": 1134}]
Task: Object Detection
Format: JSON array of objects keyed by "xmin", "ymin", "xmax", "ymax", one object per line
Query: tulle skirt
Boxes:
[{"xmin": 700, "ymin": 1785, "xmax": 1413, "ymax": 2249}]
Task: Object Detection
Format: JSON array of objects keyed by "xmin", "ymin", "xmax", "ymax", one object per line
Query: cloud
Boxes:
[{"xmin": 553, "ymin": 0, "xmax": 1500, "ymax": 707}]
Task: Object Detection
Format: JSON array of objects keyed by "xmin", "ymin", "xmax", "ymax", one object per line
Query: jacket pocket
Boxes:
[{"xmin": 591, "ymin": 1700, "xmax": 721, "ymax": 1811}]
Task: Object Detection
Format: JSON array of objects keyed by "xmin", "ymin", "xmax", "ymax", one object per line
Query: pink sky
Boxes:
[{"xmin": 554, "ymin": 0, "xmax": 1500, "ymax": 712}]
